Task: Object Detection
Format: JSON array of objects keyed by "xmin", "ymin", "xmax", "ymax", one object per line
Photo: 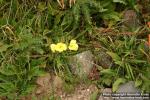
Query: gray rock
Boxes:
[
  {"xmin": 115, "ymin": 81, "xmax": 143, "ymax": 100},
  {"xmin": 95, "ymin": 50, "xmax": 113, "ymax": 69},
  {"xmin": 69, "ymin": 51, "xmax": 94, "ymax": 78},
  {"xmin": 122, "ymin": 10, "xmax": 140, "ymax": 31},
  {"xmin": 53, "ymin": 76, "xmax": 63, "ymax": 91}
]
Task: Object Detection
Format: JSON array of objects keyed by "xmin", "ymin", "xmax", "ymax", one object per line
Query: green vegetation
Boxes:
[{"xmin": 0, "ymin": 0, "xmax": 150, "ymax": 99}]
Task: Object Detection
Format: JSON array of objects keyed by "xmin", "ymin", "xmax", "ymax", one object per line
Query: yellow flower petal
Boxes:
[
  {"xmin": 68, "ymin": 43, "xmax": 78, "ymax": 51},
  {"xmin": 55, "ymin": 43, "xmax": 67, "ymax": 52},
  {"xmin": 70, "ymin": 39, "xmax": 77, "ymax": 44},
  {"xmin": 50, "ymin": 44, "xmax": 56, "ymax": 52}
]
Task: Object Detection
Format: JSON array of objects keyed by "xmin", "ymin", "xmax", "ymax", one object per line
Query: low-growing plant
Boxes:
[
  {"xmin": 96, "ymin": 34, "xmax": 150, "ymax": 92},
  {"xmin": 48, "ymin": 39, "xmax": 79, "ymax": 74}
]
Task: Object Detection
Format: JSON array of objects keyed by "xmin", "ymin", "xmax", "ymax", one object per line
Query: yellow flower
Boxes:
[
  {"xmin": 50, "ymin": 44, "xmax": 56, "ymax": 52},
  {"xmin": 55, "ymin": 42, "xmax": 67, "ymax": 52},
  {"xmin": 70, "ymin": 39, "xmax": 77, "ymax": 44},
  {"xmin": 68, "ymin": 40, "xmax": 78, "ymax": 51}
]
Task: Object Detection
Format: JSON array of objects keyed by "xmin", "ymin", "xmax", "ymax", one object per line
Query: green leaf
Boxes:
[
  {"xmin": 102, "ymin": 11, "xmax": 120, "ymax": 21},
  {"xmin": 129, "ymin": 59, "xmax": 146, "ymax": 64},
  {"xmin": 0, "ymin": 0, "xmax": 4, "ymax": 4},
  {"xmin": 115, "ymin": 61, "xmax": 123, "ymax": 66},
  {"xmin": 0, "ymin": 82, "xmax": 16, "ymax": 92},
  {"xmin": 0, "ymin": 42, "xmax": 11, "ymax": 52},
  {"xmin": 112, "ymin": 78, "xmax": 126, "ymax": 92},
  {"xmin": 103, "ymin": 78, "xmax": 112, "ymax": 86},
  {"xmin": 0, "ymin": 65, "xmax": 17, "ymax": 76},
  {"xmin": 125, "ymin": 64, "xmax": 134, "ymax": 80},
  {"xmin": 90, "ymin": 90, "xmax": 98, "ymax": 100},
  {"xmin": 72, "ymin": 4, "xmax": 80, "ymax": 31},
  {"xmin": 113, "ymin": 0, "xmax": 127, "ymax": 5},
  {"xmin": 106, "ymin": 52, "xmax": 121, "ymax": 62},
  {"xmin": 61, "ymin": 12, "xmax": 73, "ymax": 27},
  {"xmin": 33, "ymin": 47, "xmax": 44, "ymax": 54},
  {"xmin": 21, "ymin": 85, "xmax": 36, "ymax": 95},
  {"xmin": 101, "ymin": 69, "xmax": 116, "ymax": 76},
  {"xmin": 54, "ymin": 12, "xmax": 64, "ymax": 26},
  {"xmin": 141, "ymin": 80, "xmax": 150, "ymax": 92},
  {"xmin": 28, "ymin": 67, "xmax": 46, "ymax": 80},
  {"xmin": 135, "ymin": 79, "xmax": 142, "ymax": 87},
  {"xmin": 82, "ymin": 4, "xmax": 92, "ymax": 25},
  {"xmin": 38, "ymin": 2, "xmax": 47, "ymax": 12}
]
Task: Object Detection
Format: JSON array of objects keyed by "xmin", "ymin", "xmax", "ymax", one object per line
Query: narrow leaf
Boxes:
[{"xmin": 112, "ymin": 78, "xmax": 126, "ymax": 92}]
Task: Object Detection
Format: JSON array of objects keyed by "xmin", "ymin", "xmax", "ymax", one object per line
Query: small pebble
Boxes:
[{"xmin": 87, "ymin": 89, "xmax": 90, "ymax": 92}]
